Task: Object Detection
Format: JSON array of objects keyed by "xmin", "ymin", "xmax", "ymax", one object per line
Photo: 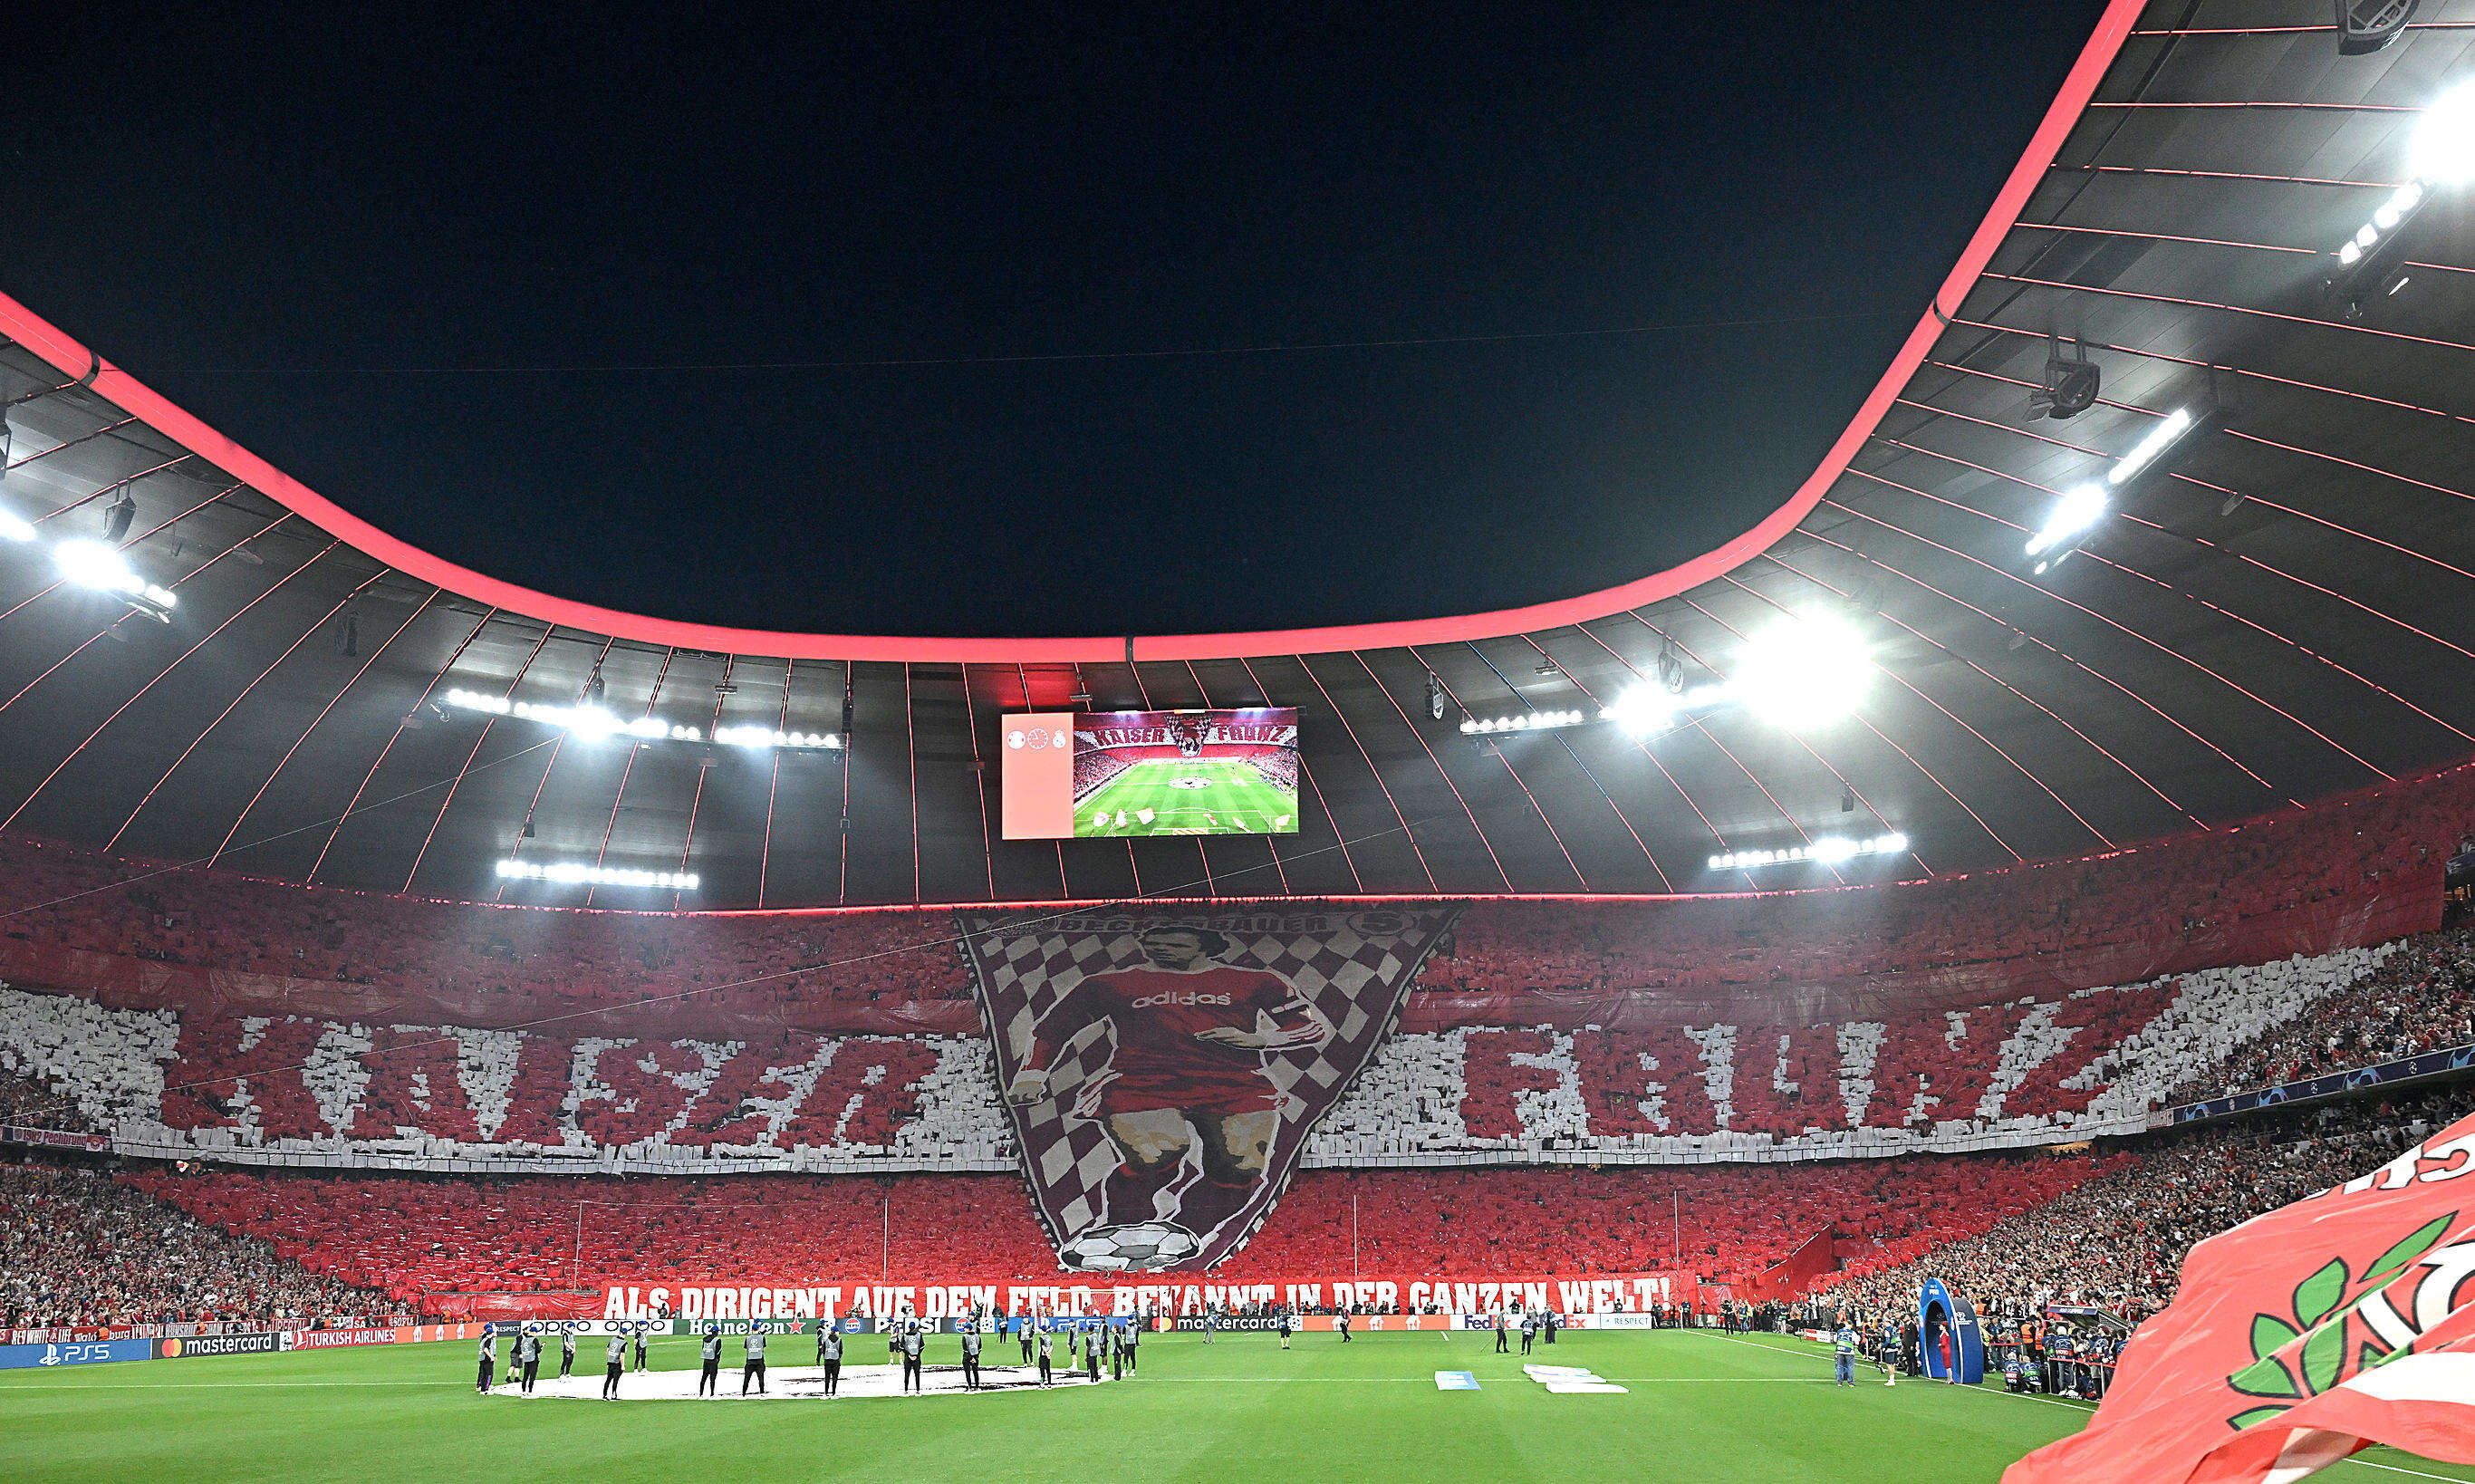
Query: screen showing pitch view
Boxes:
[{"xmin": 1000, "ymin": 708, "xmax": 1298, "ymax": 839}]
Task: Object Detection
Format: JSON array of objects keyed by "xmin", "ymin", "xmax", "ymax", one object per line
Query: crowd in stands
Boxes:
[
  {"xmin": 0, "ymin": 759, "xmax": 2464, "ymax": 1033},
  {"xmin": 0, "ymin": 835, "xmax": 969, "ymax": 1016},
  {"xmin": 0, "ymin": 1069, "xmax": 89, "ymax": 1132},
  {"xmin": 1240, "ymin": 747, "xmax": 1296, "ymax": 791},
  {"xmin": 1, "ymin": 1159, "xmax": 384, "ymax": 1330},
  {"xmin": 0, "ymin": 763, "xmax": 2470, "ymax": 1334},
  {"xmin": 1225, "ymin": 1159, "xmax": 2106, "ymax": 1287},
  {"xmin": 1071, "ymin": 748, "xmax": 1136, "ymax": 803},
  {"xmin": 109, "ymin": 1157, "xmax": 2108, "ymax": 1307},
  {"xmin": 2168, "ymin": 921, "xmax": 2475, "ymax": 1104},
  {"xmin": 1423, "ymin": 764, "xmax": 2471, "ymax": 997},
  {"xmin": 123, "ymin": 1169, "xmax": 1055, "ymax": 1305},
  {"xmin": 1816, "ymin": 1084, "xmax": 2469, "ymax": 1326}
]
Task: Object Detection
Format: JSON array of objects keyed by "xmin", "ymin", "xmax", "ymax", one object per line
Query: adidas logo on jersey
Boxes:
[{"xmin": 1132, "ymin": 991, "xmax": 1232, "ymax": 1007}]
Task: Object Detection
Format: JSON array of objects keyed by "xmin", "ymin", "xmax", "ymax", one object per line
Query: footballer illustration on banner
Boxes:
[{"xmin": 958, "ymin": 904, "xmax": 1459, "ymax": 1273}]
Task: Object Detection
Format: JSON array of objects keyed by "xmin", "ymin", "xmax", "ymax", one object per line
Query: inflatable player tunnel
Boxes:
[{"xmin": 1918, "ymin": 1278, "xmax": 1984, "ymax": 1385}]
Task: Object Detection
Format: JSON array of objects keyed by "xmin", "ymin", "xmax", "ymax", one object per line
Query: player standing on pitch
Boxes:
[
  {"xmin": 743, "ymin": 1324, "xmax": 768, "ymax": 1395},
  {"xmin": 1005, "ymin": 924, "xmax": 1331, "ymax": 1247}
]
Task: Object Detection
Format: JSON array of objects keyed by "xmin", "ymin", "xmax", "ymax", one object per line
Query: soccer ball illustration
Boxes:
[{"xmin": 1060, "ymin": 1221, "xmax": 1204, "ymax": 1272}]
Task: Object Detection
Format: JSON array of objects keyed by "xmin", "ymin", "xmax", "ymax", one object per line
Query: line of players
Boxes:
[
  {"xmin": 472, "ymin": 1314, "xmax": 1148, "ymax": 1397},
  {"xmin": 475, "ymin": 1323, "xmax": 647, "ymax": 1397}
]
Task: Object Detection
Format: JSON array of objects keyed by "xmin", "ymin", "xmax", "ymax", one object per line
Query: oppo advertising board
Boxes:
[{"xmin": 1001, "ymin": 709, "xmax": 1299, "ymax": 839}]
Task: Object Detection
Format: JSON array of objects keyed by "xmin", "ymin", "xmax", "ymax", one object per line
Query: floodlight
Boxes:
[
  {"xmin": 54, "ymin": 539, "xmax": 140, "ymax": 593},
  {"xmin": 1729, "ymin": 612, "xmax": 1870, "ymax": 730},
  {"xmin": 0, "ymin": 510, "xmax": 34, "ymax": 542},
  {"xmin": 495, "ymin": 858, "xmax": 698, "ymax": 890},
  {"xmin": 2025, "ymin": 484, "xmax": 2108, "ymax": 560},
  {"xmin": 1708, "ymin": 832, "xmax": 1907, "ymax": 872},
  {"xmin": 1603, "ymin": 687, "xmax": 1676, "ymax": 736},
  {"xmin": 2106, "ymin": 408, "xmax": 2195, "ymax": 487},
  {"xmin": 1458, "ymin": 709, "xmax": 1585, "ymax": 736},
  {"xmin": 2412, "ymin": 80, "xmax": 2475, "ymax": 186}
]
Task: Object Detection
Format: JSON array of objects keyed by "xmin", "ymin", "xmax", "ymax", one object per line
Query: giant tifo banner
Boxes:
[
  {"xmin": 0, "ymin": 936, "xmax": 2412, "ymax": 1171},
  {"xmin": 598, "ymin": 1269, "xmax": 1691, "ymax": 1321},
  {"xmin": 958, "ymin": 905, "xmax": 1459, "ymax": 1272}
]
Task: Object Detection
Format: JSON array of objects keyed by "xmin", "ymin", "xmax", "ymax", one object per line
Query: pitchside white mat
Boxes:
[
  {"xmin": 485, "ymin": 1364, "xmax": 1107, "ymax": 1402},
  {"xmin": 1524, "ymin": 1364, "xmax": 1627, "ymax": 1394}
]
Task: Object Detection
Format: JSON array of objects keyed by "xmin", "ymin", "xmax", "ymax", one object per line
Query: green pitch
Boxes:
[
  {"xmin": 1076, "ymin": 759, "xmax": 1295, "ymax": 836},
  {"xmin": 12, "ymin": 1328, "xmax": 2467, "ymax": 1484}
]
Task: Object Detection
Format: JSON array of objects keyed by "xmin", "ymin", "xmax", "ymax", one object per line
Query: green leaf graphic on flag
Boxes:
[
  {"xmin": 2364, "ymin": 1213, "xmax": 2453, "ymax": 1283},
  {"xmin": 2249, "ymin": 1315, "xmax": 2299, "ymax": 1362},
  {"xmin": 2299, "ymin": 1322, "xmax": 2345, "ymax": 1395},
  {"xmin": 2229, "ymin": 1354, "xmax": 2300, "ymax": 1399},
  {"xmin": 2220, "ymin": 1212, "xmax": 2459, "ymax": 1428},
  {"xmin": 2293, "ymin": 1258, "xmax": 2347, "ymax": 1327}
]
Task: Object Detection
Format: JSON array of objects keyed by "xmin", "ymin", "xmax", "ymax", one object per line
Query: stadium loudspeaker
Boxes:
[
  {"xmin": 2338, "ymin": 0, "xmax": 2418, "ymax": 54},
  {"xmin": 2026, "ymin": 335, "xmax": 2099, "ymax": 420},
  {"xmin": 1917, "ymin": 1278, "xmax": 1984, "ymax": 1385}
]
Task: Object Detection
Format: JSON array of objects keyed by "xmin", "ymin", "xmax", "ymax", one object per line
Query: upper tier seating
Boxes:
[{"xmin": 0, "ymin": 760, "xmax": 2462, "ymax": 1030}]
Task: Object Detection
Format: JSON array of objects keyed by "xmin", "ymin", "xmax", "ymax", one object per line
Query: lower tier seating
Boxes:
[{"xmin": 120, "ymin": 1155, "xmax": 2110, "ymax": 1306}]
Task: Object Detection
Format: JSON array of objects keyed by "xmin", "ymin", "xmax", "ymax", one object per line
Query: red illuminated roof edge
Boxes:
[{"xmin": 0, "ymin": 0, "xmax": 2143, "ymax": 664}]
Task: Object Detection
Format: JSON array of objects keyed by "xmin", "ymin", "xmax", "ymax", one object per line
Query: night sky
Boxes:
[{"xmin": 5, "ymin": 3, "xmax": 2107, "ymax": 639}]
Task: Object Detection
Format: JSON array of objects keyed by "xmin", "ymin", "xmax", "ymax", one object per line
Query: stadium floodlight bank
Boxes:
[
  {"xmin": 2321, "ymin": 80, "xmax": 2475, "ymax": 316},
  {"xmin": 2, "ymin": 525, "xmax": 179, "ymax": 620},
  {"xmin": 1459, "ymin": 709, "xmax": 1586, "ymax": 735},
  {"xmin": 2026, "ymin": 405, "xmax": 2212, "ymax": 576},
  {"xmin": 442, "ymin": 689, "xmax": 839, "ymax": 750},
  {"xmin": 1709, "ymin": 832, "xmax": 1908, "ymax": 872},
  {"xmin": 494, "ymin": 860, "xmax": 699, "ymax": 890}
]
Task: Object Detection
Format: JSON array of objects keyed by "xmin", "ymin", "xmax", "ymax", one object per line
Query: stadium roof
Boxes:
[{"xmin": 2, "ymin": 0, "xmax": 2473, "ymax": 911}]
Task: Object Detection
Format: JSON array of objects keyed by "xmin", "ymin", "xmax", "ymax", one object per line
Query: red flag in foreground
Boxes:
[{"xmin": 2006, "ymin": 1112, "xmax": 2475, "ymax": 1484}]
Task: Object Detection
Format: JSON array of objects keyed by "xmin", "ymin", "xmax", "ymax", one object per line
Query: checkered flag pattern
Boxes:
[{"xmin": 958, "ymin": 904, "xmax": 1460, "ymax": 1270}]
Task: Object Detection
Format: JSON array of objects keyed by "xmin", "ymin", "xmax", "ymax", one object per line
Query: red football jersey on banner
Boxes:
[{"xmin": 1028, "ymin": 964, "xmax": 1315, "ymax": 1079}]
